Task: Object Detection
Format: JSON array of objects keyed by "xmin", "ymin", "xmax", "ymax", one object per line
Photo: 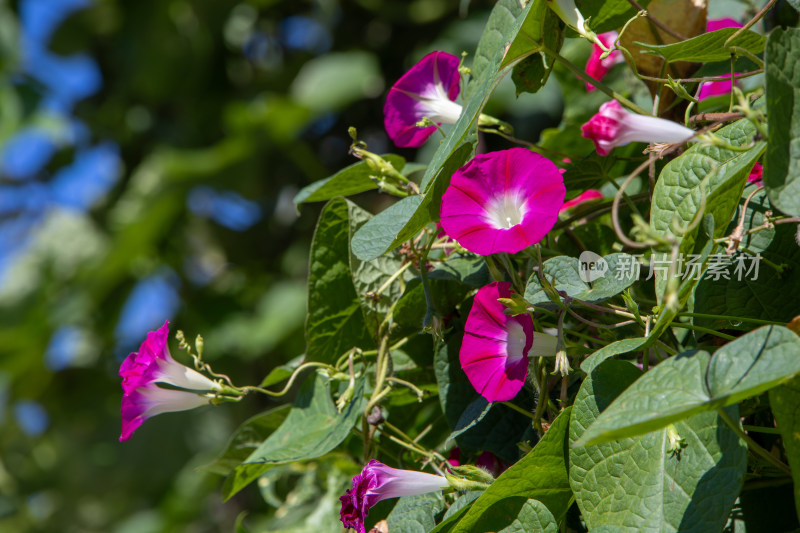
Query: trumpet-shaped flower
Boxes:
[
  {"xmin": 440, "ymin": 148, "xmax": 565, "ymax": 256},
  {"xmin": 383, "ymin": 51, "xmax": 462, "ymax": 148},
  {"xmin": 460, "ymin": 282, "xmax": 534, "ymax": 402},
  {"xmin": 339, "ymin": 460, "xmax": 449, "ymax": 533},
  {"xmin": 585, "ymin": 32, "xmax": 623, "ymax": 91},
  {"xmin": 581, "ymin": 100, "xmax": 695, "ymax": 156},
  {"xmin": 698, "ymin": 18, "xmax": 743, "ymax": 100},
  {"xmin": 119, "ymin": 321, "xmax": 220, "ymax": 441}
]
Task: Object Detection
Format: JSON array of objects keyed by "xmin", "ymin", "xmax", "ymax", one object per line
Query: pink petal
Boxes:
[
  {"xmin": 698, "ymin": 80, "xmax": 735, "ymax": 100},
  {"xmin": 384, "ymin": 90, "xmax": 439, "ymax": 147},
  {"xmin": 119, "ymin": 389, "xmax": 148, "ymax": 441},
  {"xmin": 559, "ymin": 189, "xmax": 603, "ymax": 213},
  {"xmin": 707, "ymin": 17, "xmax": 742, "ymax": 32},
  {"xmin": 585, "ymin": 32, "xmax": 623, "ymax": 91},
  {"xmin": 119, "ymin": 320, "xmax": 171, "ymax": 395}
]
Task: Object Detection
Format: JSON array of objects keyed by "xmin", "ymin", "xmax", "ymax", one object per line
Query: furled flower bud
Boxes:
[
  {"xmin": 339, "ymin": 460, "xmax": 449, "ymax": 533},
  {"xmin": 581, "ymin": 100, "xmax": 695, "ymax": 156}
]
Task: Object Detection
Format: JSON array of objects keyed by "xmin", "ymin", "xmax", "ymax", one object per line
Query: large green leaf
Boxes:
[
  {"xmin": 468, "ymin": 0, "xmax": 529, "ymax": 97},
  {"xmin": 450, "ymin": 408, "xmax": 572, "ymax": 532},
  {"xmin": 524, "ymin": 253, "xmax": 638, "ymax": 308},
  {"xmin": 637, "ymin": 27, "xmax": 766, "ymax": 63},
  {"xmin": 576, "ymin": 326, "xmax": 800, "ymax": 446},
  {"xmin": 293, "ymin": 155, "xmax": 405, "ymax": 204},
  {"xmin": 222, "ymin": 372, "xmax": 365, "ymax": 500},
  {"xmin": 501, "ymin": 0, "xmax": 560, "ymax": 70},
  {"xmin": 769, "ymin": 376, "xmax": 800, "ymax": 523},
  {"xmin": 347, "ymin": 202, "xmax": 411, "ymax": 337},
  {"xmin": 765, "ymin": 27, "xmax": 800, "ymax": 216},
  {"xmin": 350, "ymin": 195, "xmax": 423, "ymax": 262},
  {"xmin": 429, "ymin": 493, "xmax": 483, "ymax": 533},
  {"xmin": 386, "ymin": 493, "xmax": 444, "ymax": 533},
  {"xmin": 492, "ymin": 498, "xmax": 558, "ymax": 533},
  {"xmin": 580, "ymin": 337, "xmax": 648, "ymax": 374},
  {"xmin": 306, "ymin": 198, "xmax": 373, "ymax": 363},
  {"xmin": 570, "ymin": 360, "xmax": 746, "ymax": 532},
  {"xmin": 203, "ymin": 405, "xmax": 291, "ymax": 476}
]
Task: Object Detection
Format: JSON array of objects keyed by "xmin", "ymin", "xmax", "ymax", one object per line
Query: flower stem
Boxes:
[
  {"xmin": 624, "ymin": 0, "xmax": 687, "ymax": 40},
  {"xmin": 717, "ymin": 408, "xmax": 791, "ymax": 474},
  {"xmin": 544, "ymin": 47, "xmax": 650, "ymax": 116},
  {"xmin": 241, "ymin": 362, "xmax": 336, "ymax": 397},
  {"xmin": 501, "ymin": 401, "xmax": 536, "ymax": 420},
  {"xmin": 676, "ymin": 313, "xmax": 785, "ymax": 326},
  {"xmin": 669, "ymin": 322, "xmax": 736, "ymax": 340},
  {"xmin": 724, "ymin": 0, "xmax": 778, "ymax": 48}
]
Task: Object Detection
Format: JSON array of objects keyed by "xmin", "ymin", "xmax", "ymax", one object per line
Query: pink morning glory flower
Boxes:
[
  {"xmin": 119, "ymin": 321, "xmax": 220, "ymax": 441},
  {"xmin": 585, "ymin": 32, "xmax": 623, "ymax": 91},
  {"xmin": 698, "ymin": 18, "xmax": 743, "ymax": 100},
  {"xmin": 581, "ymin": 100, "xmax": 695, "ymax": 156},
  {"xmin": 460, "ymin": 282, "xmax": 534, "ymax": 403},
  {"xmin": 339, "ymin": 459, "xmax": 449, "ymax": 533},
  {"xmin": 559, "ymin": 189, "xmax": 603, "ymax": 213},
  {"xmin": 439, "ymin": 148, "xmax": 566, "ymax": 256},
  {"xmin": 383, "ymin": 51, "xmax": 462, "ymax": 148}
]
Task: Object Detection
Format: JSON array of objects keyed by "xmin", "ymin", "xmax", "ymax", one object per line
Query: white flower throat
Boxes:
[
  {"xmin": 419, "ymin": 82, "xmax": 462, "ymax": 124},
  {"xmin": 505, "ymin": 321, "xmax": 528, "ymax": 361},
  {"xmin": 488, "ymin": 193, "xmax": 526, "ymax": 229}
]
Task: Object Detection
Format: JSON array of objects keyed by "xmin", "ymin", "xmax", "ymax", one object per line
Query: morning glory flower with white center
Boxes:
[
  {"xmin": 383, "ymin": 51, "xmax": 462, "ymax": 148},
  {"xmin": 119, "ymin": 321, "xmax": 220, "ymax": 441},
  {"xmin": 440, "ymin": 148, "xmax": 565, "ymax": 256}
]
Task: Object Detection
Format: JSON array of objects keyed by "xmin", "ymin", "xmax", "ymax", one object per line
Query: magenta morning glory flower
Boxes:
[
  {"xmin": 383, "ymin": 51, "xmax": 462, "ymax": 148},
  {"xmin": 439, "ymin": 148, "xmax": 566, "ymax": 256},
  {"xmin": 581, "ymin": 100, "xmax": 695, "ymax": 156},
  {"xmin": 460, "ymin": 282, "xmax": 534, "ymax": 403},
  {"xmin": 339, "ymin": 459, "xmax": 449, "ymax": 533},
  {"xmin": 698, "ymin": 18, "xmax": 743, "ymax": 100},
  {"xmin": 585, "ymin": 32, "xmax": 623, "ymax": 91},
  {"xmin": 119, "ymin": 321, "xmax": 220, "ymax": 441}
]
